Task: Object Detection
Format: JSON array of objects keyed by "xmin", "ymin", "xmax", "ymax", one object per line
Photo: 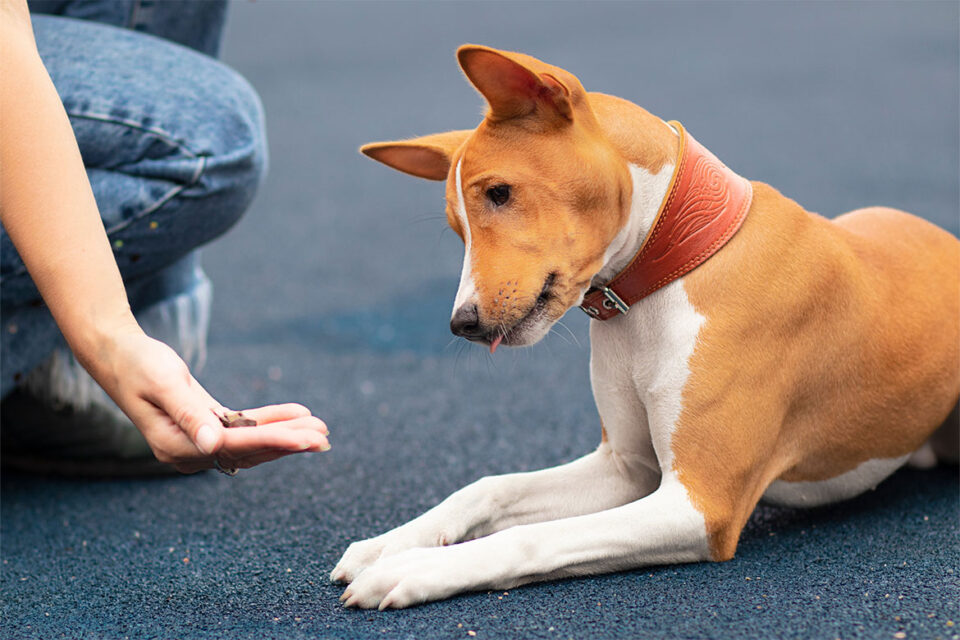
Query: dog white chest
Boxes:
[
  {"xmin": 587, "ymin": 158, "xmax": 705, "ymax": 474},
  {"xmin": 589, "ymin": 279, "xmax": 706, "ymax": 474}
]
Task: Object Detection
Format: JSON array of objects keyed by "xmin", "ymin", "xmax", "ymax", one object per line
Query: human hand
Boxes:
[
  {"xmin": 86, "ymin": 322, "xmax": 330, "ymax": 474},
  {"xmin": 0, "ymin": 8, "xmax": 327, "ymax": 474}
]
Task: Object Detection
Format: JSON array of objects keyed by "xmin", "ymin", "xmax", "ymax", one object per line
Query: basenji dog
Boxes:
[{"xmin": 331, "ymin": 45, "xmax": 959, "ymax": 609}]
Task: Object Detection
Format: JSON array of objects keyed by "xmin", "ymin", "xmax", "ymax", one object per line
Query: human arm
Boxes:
[{"xmin": 0, "ymin": 0, "xmax": 329, "ymax": 472}]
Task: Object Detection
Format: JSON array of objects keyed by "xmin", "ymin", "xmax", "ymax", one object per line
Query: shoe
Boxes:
[
  {"xmin": 0, "ymin": 387, "xmax": 175, "ymax": 477},
  {"xmin": 0, "ymin": 267, "xmax": 212, "ymax": 477}
]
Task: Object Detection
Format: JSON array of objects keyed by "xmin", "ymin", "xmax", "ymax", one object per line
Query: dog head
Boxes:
[{"xmin": 362, "ymin": 46, "xmax": 635, "ymax": 350}]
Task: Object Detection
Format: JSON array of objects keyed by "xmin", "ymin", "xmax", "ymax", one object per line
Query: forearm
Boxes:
[
  {"xmin": 0, "ymin": 1, "xmax": 332, "ymax": 470},
  {"xmin": 0, "ymin": 1, "xmax": 139, "ymax": 374}
]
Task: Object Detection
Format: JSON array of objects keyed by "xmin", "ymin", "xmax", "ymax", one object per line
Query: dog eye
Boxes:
[{"xmin": 485, "ymin": 184, "xmax": 511, "ymax": 207}]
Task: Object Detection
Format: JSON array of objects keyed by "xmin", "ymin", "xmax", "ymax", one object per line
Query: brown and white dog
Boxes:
[{"xmin": 331, "ymin": 45, "xmax": 959, "ymax": 609}]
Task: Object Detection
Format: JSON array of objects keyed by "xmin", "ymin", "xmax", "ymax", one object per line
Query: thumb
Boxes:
[
  {"xmin": 191, "ymin": 418, "xmax": 224, "ymax": 456},
  {"xmin": 154, "ymin": 374, "xmax": 225, "ymax": 456}
]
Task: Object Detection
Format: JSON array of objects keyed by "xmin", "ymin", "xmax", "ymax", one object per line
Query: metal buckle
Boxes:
[
  {"xmin": 601, "ymin": 287, "xmax": 630, "ymax": 314},
  {"xmin": 580, "ymin": 304, "xmax": 601, "ymax": 317}
]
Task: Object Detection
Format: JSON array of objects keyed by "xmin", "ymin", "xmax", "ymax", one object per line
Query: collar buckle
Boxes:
[
  {"xmin": 601, "ymin": 287, "xmax": 630, "ymax": 314},
  {"xmin": 580, "ymin": 303, "xmax": 601, "ymax": 317}
]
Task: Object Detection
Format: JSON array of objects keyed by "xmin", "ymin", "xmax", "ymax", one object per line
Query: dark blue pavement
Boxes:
[{"xmin": 2, "ymin": 2, "xmax": 958, "ymax": 639}]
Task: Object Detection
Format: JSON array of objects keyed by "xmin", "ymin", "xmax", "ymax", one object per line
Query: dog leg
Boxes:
[
  {"xmin": 330, "ymin": 445, "xmax": 657, "ymax": 583},
  {"xmin": 340, "ymin": 475, "xmax": 709, "ymax": 609}
]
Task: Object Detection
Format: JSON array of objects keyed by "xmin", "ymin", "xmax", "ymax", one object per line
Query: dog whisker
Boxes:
[
  {"xmin": 553, "ymin": 319, "xmax": 581, "ymax": 348},
  {"xmin": 408, "ymin": 213, "xmax": 448, "ymax": 225}
]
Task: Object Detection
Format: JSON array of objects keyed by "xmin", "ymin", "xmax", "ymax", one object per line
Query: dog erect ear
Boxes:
[
  {"xmin": 360, "ymin": 130, "xmax": 471, "ymax": 181},
  {"xmin": 457, "ymin": 45, "xmax": 574, "ymax": 122}
]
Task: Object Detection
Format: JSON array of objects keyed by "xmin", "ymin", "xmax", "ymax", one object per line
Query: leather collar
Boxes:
[{"xmin": 580, "ymin": 121, "xmax": 752, "ymax": 320}]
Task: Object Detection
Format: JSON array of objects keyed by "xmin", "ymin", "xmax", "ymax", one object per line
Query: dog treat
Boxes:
[{"xmin": 217, "ymin": 410, "xmax": 257, "ymax": 428}]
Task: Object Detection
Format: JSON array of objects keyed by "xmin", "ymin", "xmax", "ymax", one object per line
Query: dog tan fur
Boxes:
[
  {"xmin": 337, "ymin": 44, "xmax": 959, "ymax": 609},
  {"xmin": 676, "ymin": 186, "xmax": 959, "ymax": 559}
]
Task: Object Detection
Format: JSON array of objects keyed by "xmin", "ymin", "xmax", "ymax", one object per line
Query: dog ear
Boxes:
[
  {"xmin": 360, "ymin": 130, "xmax": 472, "ymax": 181},
  {"xmin": 457, "ymin": 45, "xmax": 573, "ymax": 122}
]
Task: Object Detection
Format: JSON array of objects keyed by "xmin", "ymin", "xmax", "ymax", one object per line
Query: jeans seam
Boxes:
[
  {"xmin": 102, "ymin": 152, "xmax": 207, "ymax": 235},
  {"xmin": 0, "ymin": 112, "xmax": 208, "ymax": 284},
  {"xmin": 67, "ymin": 111, "xmax": 202, "ymax": 159}
]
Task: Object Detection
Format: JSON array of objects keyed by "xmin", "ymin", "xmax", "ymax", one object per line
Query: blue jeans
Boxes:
[{"xmin": 0, "ymin": 2, "xmax": 267, "ymax": 398}]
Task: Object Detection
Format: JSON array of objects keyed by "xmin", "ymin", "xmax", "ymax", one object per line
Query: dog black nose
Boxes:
[{"xmin": 450, "ymin": 304, "xmax": 484, "ymax": 339}]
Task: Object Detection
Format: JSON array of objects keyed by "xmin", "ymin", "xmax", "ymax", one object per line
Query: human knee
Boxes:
[
  {"xmin": 33, "ymin": 14, "xmax": 268, "ymax": 240},
  {"xmin": 182, "ymin": 62, "xmax": 268, "ymax": 235}
]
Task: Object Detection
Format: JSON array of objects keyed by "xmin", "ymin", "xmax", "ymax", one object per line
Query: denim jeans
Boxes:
[{"xmin": 0, "ymin": 2, "xmax": 267, "ymax": 398}]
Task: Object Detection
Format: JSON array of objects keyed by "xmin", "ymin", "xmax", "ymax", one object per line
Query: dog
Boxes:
[{"xmin": 331, "ymin": 45, "xmax": 959, "ymax": 609}]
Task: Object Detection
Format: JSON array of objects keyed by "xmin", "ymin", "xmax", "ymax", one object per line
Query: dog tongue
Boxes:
[{"xmin": 489, "ymin": 335, "xmax": 503, "ymax": 354}]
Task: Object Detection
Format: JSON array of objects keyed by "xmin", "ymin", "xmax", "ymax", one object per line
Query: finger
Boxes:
[
  {"xmin": 219, "ymin": 422, "xmax": 332, "ymax": 466},
  {"xmin": 250, "ymin": 413, "xmax": 328, "ymax": 436},
  {"xmin": 234, "ymin": 415, "xmax": 329, "ymax": 439},
  {"xmin": 232, "ymin": 438, "xmax": 337, "ymax": 468},
  {"xmin": 181, "ymin": 449, "xmax": 304, "ymax": 475},
  {"xmin": 151, "ymin": 375, "xmax": 225, "ymax": 456},
  {"xmin": 228, "ymin": 438, "xmax": 331, "ymax": 465},
  {"xmin": 219, "ymin": 421, "xmax": 330, "ymax": 456},
  {"xmin": 235, "ymin": 450, "xmax": 302, "ymax": 468},
  {"xmin": 240, "ymin": 403, "xmax": 313, "ymax": 425},
  {"xmin": 121, "ymin": 400, "xmax": 199, "ymax": 464},
  {"xmin": 173, "ymin": 461, "xmax": 209, "ymax": 474}
]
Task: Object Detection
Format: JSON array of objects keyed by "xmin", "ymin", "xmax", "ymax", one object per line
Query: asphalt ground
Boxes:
[{"xmin": 2, "ymin": 2, "xmax": 958, "ymax": 639}]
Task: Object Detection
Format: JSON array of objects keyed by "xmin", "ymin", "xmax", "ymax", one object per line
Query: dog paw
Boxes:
[
  {"xmin": 330, "ymin": 536, "xmax": 389, "ymax": 584},
  {"xmin": 331, "ymin": 525, "xmax": 454, "ymax": 584},
  {"xmin": 339, "ymin": 546, "xmax": 466, "ymax": 610}
]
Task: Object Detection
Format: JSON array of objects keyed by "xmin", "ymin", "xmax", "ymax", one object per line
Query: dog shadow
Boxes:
[{"xmin": 739, "ymin": 463, "xmax": 958, "ymax": 550}]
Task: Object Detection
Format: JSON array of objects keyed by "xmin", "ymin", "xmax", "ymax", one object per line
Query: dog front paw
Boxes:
[
  {"xmin": 331, "ymin": 522, "xmax": 456, "ymax": 584},
  {"xmin": 330, "ymin": 536, "xmax": 390, "ymax": 584},
  {"xmin": 339, "ymin": 546, "xmax": 468, "ymax": 610}
]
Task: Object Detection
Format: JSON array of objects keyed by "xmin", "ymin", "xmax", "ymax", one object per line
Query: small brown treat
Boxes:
[{"xmin": 217, "ymin": 410, "xmax": 257, "ymax": 428}]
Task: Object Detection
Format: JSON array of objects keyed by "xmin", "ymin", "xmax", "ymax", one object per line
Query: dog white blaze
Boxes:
[{"xmin": 451, "ymin": 158, "xmax": 476, "ymax": 316}]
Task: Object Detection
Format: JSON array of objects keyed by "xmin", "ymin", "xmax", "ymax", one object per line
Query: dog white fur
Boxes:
[{"xmin": 332, "ymin": 46, "xmax": 960, "ymax": 609}]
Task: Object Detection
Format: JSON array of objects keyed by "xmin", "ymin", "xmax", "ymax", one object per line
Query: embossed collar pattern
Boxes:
[{"xmin": 580, "ymin": 121, "xmax": 753, "ymax": 320}]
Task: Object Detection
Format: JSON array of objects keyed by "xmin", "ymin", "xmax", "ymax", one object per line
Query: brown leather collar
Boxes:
[{"xmin": 580, "ymin": 121, "xmax": 752, "ymax": 320}]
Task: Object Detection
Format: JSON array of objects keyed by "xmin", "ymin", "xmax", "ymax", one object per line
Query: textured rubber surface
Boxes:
[{"xmin": 2, "ymin": 2, "xmax": 957, "ymax": 639}]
